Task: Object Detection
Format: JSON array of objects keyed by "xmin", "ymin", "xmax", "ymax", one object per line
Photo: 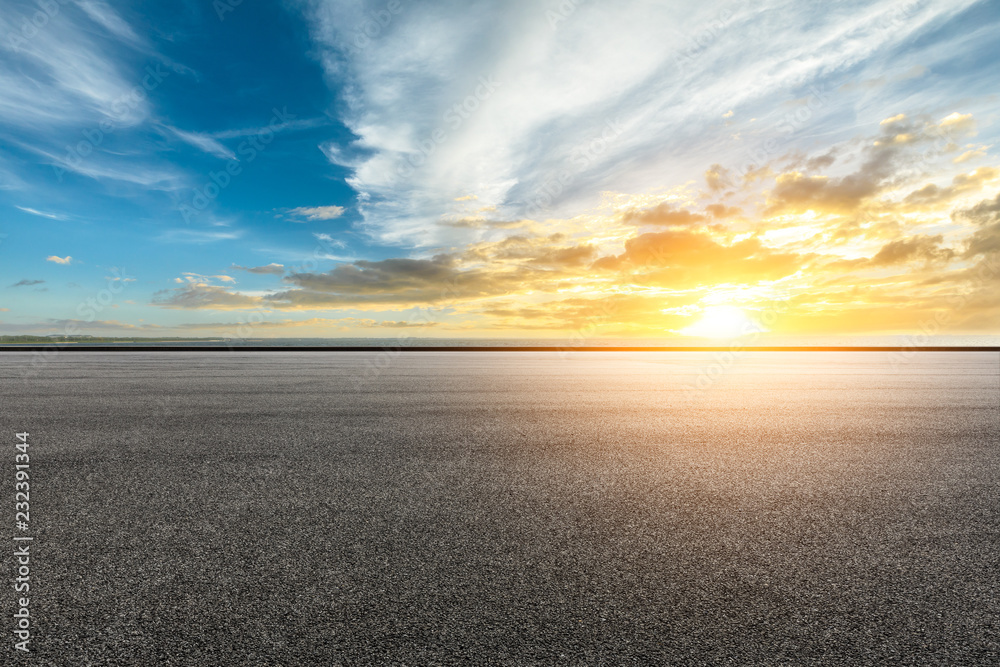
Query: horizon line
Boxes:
[{"xmin": 0, "ymin": 345, "xmax": 998, "ymax": 353}]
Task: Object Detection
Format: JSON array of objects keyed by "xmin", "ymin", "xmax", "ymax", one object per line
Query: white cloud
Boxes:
[
  {"xmin": 76, "ymin": 0, "xmax": 143, "ymax": 45},
  {"xmin": 0, "ymin": 3, "xmax": 150, "ymax": 128},
  {"xmin": 302, "ymin": 0, "xmax": 980, "ymax": 247},
  {"xmin": 46, "ymin": 255, "xmax": 73, "ymax": 264},
  {"xmin": 157, "ymin": 229, "xmax": 243, "ymax": 243},
  {"xmin": 17, "ymin": 206, "xmax": 66, "ymax": 220},
  {"xmin": 166, "ymin": 126, "xmax": 237, "ymax": 160},
  {"xmin": 36, "ymin": 147, "xmax": 185, "ymax": 189},
  {"xmin": 289, "ymin": 205, "xmax": 346, "ymax": 221},
  {"xmin": 211, "ymin": 116, "xmax": 328, "ymax": 140},
  {"xmin": 174, "ymin": 272, "xmax": 238, "ymax": 286},
  {"xmin": 318, "ymin": 142, "xmax": 357, "ymax": 168},
  {"xmin": 313, "ymin": 232, "xmax": 346, "ymax": 248},
  {"xmin": 0, "ymin": 1, "xmax": 198, "ymax": 198}
]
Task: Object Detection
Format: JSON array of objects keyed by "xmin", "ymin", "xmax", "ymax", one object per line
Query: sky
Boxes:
[{"xmin": 1, "ymin": 0, "xmax": 999, "ymax": 341}]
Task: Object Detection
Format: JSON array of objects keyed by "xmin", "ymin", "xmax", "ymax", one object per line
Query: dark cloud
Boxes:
[
  {"xmin": 526, "ymin": 245, "xmax": 597, "ymax": 267},
  {"xmin": 765, "ymin": 145, "xmax": 898, "ymax": 215},
  {"xmin": 230, "ymin": 263, "xmax": 285, "ymax": 275},
  {"xmin": 704, "ymin": 204, "xmax": 741, "ymax": 219},
  {"xmin": 440, "ymin": 218, "xmax": 484, "ymax": 229},
  {"xmin": 763, "ymin": 115, "xmax": 976, "ymax": 216},
  {"xmin": 440, "ymin": 217, "xmax": 526, "ymax": 230},
  {"xmin": 157, "ymin": 236, "xmax": 595, "ymax": 311},
  {"xmin": 267, "ymin": 254, "xmax": 542, "ymax": 308},
  {"xmin": 285, "ymin": 255, "xmax": 461, "ymax": 295},
  {"xmin": 955, "ymin": 191, "xmax": 1000, "ymax": 258},
  {"xmin": 152, "ymin": 284, "xmax": 264, "ymax": 309},
  {"xmin": 622, "ymin": 203, "xmax": 706, "ymax": 227},
  {"xmin": 11, "ymin": 279, "xmax": 45, "ymax": 288},
  {"xmin": 464, "ymin": 235, "xmax": 597, "ymax": 268},
  {"xmin": 957, "ymin": 191, "xmax": 1000, "ymax": 223},
  {"xmin": 805, "ymin": 152, "xmax": 836, "ymax": 171},
  {"xmin": 869, "ymin": 235, "xmax": 954, "ymax": 265},
  {"xmin": 902, "ymin": 167, "xmax": 998, "ymax": 208},
  {"xmin": 779, "ymin": 149, "xmax": 838, "ymax": 175},
  {"xmin": 967, "ymin": 228, "xmax": 1000, "ymax": 259},
  {"xmin": 705, "ymin": 163, "xmax": 733, "ymax": 191}
]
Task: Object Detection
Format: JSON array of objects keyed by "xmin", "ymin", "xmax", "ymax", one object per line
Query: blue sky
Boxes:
[{"xmin": 2, "ymin": 0, "xmax": 999, "ymax": 339}]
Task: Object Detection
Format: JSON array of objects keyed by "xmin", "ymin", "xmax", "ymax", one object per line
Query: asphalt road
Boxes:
[{"xmin": 1, "ymin": 351, "xmax": 998, "ymax": 665}]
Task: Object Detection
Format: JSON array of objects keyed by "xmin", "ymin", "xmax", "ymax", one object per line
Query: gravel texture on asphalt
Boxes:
[{"xmin": 1, "ymin": 351, "xmax": 998, "ymax": 666}]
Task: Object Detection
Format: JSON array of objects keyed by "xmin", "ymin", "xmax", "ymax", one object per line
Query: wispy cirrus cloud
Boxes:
[
  {"xmin": 0, "ymin": 0, "xmax": 197, "ymax": 202},
  {"xmin": 301, "ymin": 0, "xmax": 984, "ymax": 248},
  {"xmin": 156, "ymin": 229, "xmax": 243, "ymax": 243},
  {"xmin": 0, "ymin": 0, "xmax": 150, "ymax": 128},
  {"xmin": 210, "ymin": 116, "xmax": 328, "ymax": 140},
  {"xmin": 75, "ymin": 0, "xmax": 143, "ymax": 46},
  {"xmin": 164, "ymin": 126, "xmax": 237, "ymax": 160},
  {"xmin": 16, "ymin": 206, "xmax": 67, "ymax": 220}
]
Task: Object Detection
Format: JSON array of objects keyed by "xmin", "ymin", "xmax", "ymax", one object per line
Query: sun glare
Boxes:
[{"xmin": 678, "ymin": 305, "xmax": 764, "ymax": 339}]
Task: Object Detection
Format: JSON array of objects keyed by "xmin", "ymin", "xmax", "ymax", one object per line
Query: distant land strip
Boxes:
[{"xmin": 0, "ymin": 345, "xmax": 999, "ymax": 352}]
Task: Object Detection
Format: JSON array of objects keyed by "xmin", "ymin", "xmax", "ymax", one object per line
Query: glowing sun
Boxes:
[{"xmin": 678, "ymin": 305, "xmax": 764, "ymax": 339}]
